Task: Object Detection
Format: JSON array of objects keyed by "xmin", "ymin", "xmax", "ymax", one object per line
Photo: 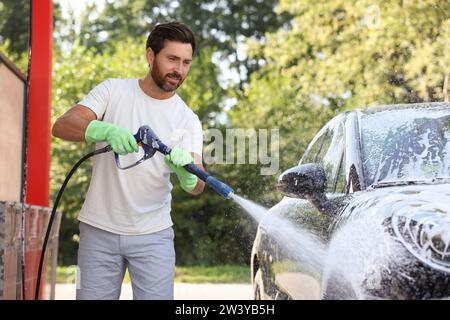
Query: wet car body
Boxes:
[{"xmin": 251, "ymin": 102, "xmax": 450, "ymax": 300}]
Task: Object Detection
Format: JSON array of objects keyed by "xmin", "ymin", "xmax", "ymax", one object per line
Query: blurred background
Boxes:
[{"xmin": 1, "ymin": 0, "xmax": 449, "ymax": 284}]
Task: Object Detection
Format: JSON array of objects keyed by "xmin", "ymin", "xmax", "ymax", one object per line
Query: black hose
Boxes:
[{"xmin": 34, "ymin": 145, "xmax": 111, "ymax": 300}]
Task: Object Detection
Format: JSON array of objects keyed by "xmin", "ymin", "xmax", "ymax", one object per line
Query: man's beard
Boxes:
[{"xmin": 151, "ymin": 61, "xmax": 184, "ymax": 92}]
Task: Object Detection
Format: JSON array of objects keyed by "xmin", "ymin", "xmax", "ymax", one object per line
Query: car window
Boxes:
[
  {"xmin": 335, "ymin": 155, "xmax": 345, "ymax": 193},
  {"xmin": 302, "ymin": 130, "xmax": 327, "ymax": 164},
  {"xmin": 321, "ymin": 118, "xmax": 345, "ymax": 192},
  {"xmin": 301, "ymin": 115, "xmax": 345, "ymax": 192},
  {"xmin": 361, "ymin": 106, "xmax": 450, "ymax": 186}
]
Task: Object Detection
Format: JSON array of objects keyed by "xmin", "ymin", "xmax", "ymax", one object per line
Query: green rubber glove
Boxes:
[
  {"xmin": 164, "ymin": 147, "xmax": 198, "ymax": 193},
  {"xmin": 85, "ymin": 120, "xmax": 139, "ymax": 155}
]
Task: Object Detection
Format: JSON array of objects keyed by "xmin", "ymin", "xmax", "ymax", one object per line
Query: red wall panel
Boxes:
[{"xmin": 26, "ymin": 0, "xmax": 52, "ymax": 207}]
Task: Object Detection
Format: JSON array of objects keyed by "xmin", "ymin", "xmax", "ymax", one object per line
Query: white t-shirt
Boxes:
[{"xmin": 77, "ymin": 78, "xmax": 203, "ymax": 235}]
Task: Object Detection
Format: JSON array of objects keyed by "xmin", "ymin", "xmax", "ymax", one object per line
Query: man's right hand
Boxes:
[{"xmin": 85, "ymin": 120, "xmax": 139, "ymax": 155}]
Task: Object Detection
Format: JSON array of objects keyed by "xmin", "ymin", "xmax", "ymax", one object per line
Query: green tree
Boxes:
[
  {"xmin": 77, "ymin": 0, "xmax": 291, "ymax": 88},
  {"xmin": 0, "ymin": 0, "xmax": 30, "ymax": 61},
  {"xmin": 0, "ymin": 0, "xmax": 62, "ymax": 66}
]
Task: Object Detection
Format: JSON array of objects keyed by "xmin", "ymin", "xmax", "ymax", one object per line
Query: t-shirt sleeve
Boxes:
[
  {"xmin": 78, "ymin": 79, "xmax": 112, "ymax": 120},
  {"xmin": 181, "ymin": 114, "xmax": 203, "ymax": 157}
]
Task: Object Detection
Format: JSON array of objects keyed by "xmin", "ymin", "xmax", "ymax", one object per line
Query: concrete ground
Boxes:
[{"xmin": 54, "ymin": 283, "xmax": 253, "ymax": 300}]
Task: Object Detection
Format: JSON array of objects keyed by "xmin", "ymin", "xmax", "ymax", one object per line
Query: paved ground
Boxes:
[{"xmin": 54, "ymin": 283, "xmax": 253, "ymax": 300}]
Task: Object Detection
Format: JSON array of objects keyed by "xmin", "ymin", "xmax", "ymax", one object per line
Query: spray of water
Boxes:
[
  {"xmin": 323, "ymin": 214, "xmax": 409, "ymax": 299},
  {"xmin": 231, "ymin": 194, "xmax": 327, "ymax": 271},
  {"xmin": 230, "ymin": 194, "xmax": 269, "ymax": 222},
  {"xmin": 231, "ymin": 194, "xmax": 410, "ymax": 299}
]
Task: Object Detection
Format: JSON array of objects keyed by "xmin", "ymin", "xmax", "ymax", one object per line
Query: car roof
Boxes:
[{"xmin": 356, "ymin": 101, "xmax": 450, "ymax": 115}]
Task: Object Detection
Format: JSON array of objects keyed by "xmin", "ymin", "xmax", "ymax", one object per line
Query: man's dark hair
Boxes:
[{"xmin": 146, "ymin": 21, "xmax": 196, "ymax": 55}]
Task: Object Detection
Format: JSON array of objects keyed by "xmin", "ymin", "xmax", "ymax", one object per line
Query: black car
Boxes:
[{"xmin": 251, "ymin": 102, "xmax": 450, "ymax": 300}]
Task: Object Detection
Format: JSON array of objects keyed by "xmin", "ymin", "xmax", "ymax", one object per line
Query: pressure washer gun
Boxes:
[{"xmin": 112, "ymin": 125, "xmax": 234, "ymax": 199}]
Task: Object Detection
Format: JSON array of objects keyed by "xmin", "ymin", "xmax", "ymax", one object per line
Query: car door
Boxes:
[{"xmin": 264, "ymin": 113, "xmax": 348, "ymax": 299}]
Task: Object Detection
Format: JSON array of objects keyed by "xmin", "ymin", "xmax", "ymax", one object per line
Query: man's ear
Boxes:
[{"xmin": 146, "ymin": 47, "xmax": 155, "ymax": 67}]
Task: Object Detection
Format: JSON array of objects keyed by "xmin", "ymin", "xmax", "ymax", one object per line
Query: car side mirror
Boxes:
[{"xmin": 277, "ymin": 163, "xmax": 327, "ymax": 199}]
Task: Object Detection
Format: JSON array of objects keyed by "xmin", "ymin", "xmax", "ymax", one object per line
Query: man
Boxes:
[{"xmin": 52, "ymin": 21, "xmax": 205, "ymax": 300}]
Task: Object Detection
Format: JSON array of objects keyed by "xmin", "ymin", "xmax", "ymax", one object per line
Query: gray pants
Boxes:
[{"xmin": 76, "ymin": 222, "xmax": 175, "ymax": 300}]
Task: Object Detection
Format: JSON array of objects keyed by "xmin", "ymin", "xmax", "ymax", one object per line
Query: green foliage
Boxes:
[
  {"xmin": 275, "ymin": 0, "xmax": 450, "ymax": 105},
  {"xmin": 0, "ymin": 40, "xmax": 28, "ymax": 72},
  {"xmin": 174, "ymin": 265, "xmax": 251, "ymax": 283},
  {"xmin": 77, "ymin": 0, "xmax": 291, "ymax": 86},
  {"xmin": 0, "ymin": 0, "xmax": 30, "ymax": 60},
  {"xmin": 57, "ymin": 264, "xmax": 250, "ymax": 284},
  {"xmin": 55, "ymin": 265, "xmax": 78, "ymax": 284},
  {"xmin": 0, "ymin": 0, "xmax": 30, "ymax": 74},
  {"xmin": 0, "ymin": 0, "xmax": 62, "ymax": 66}
]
